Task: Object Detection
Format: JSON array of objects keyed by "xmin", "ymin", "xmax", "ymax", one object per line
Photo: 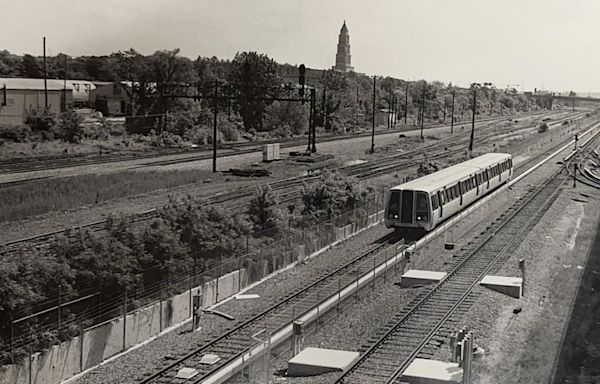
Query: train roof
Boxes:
[{"xmin": 392, "ymin": 153, "xmax": 512, "ymax": 193}]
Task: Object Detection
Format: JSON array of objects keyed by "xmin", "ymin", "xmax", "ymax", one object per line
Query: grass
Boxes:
[{"xmin": 0, "ymin": 169, "xmax": 215, "ymax": 222}]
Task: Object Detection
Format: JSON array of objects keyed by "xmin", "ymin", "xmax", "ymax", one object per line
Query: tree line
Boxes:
[{"xmin": 0, "ymin": 49, "xmax": 545, "ymax": 144}]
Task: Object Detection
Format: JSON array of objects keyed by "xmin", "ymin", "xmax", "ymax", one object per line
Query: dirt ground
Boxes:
[{"xmin": 457, "ymin": 185, "xmax": 600, "ymax": 384}]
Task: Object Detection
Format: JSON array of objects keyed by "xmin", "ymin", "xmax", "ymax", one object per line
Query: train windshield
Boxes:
[
  {"xmin": 387, "ymin": 191, "xmax": 401, "ymax": 219},
  {"xmin": 415, "ymin": 192, "xmax": 429, "ymax": 222}
]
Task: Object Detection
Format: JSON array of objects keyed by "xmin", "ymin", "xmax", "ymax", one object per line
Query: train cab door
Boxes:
[
  {"xmin": 498, "ymin": 164, "xmax": 502, "ymax": 183},
  {"xmin": 400, "ymin": 190, "xmax": 414, "ymax": 224},
  {"xmin": 459, "ymin": 182, "xmax": 463, "ymax": 206},
  {"xmin": 438, "ymin": 190, "xmax": 444, "ymax": 218},
  {"xmin": 476, "ymin": 174, "xmax": 480, "ymax": 196},
  {"xmin": 486, "ymin": 169, "xmax": 490, "ymax": 189}
]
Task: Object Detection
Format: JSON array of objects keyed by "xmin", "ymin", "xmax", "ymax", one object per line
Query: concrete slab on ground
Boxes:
[
  {"xmin": 480, "ymin": 275, "xmax": 523, "ymax": 298},
  {"xmin": 402, "ymin": 358, "xmax": 463, "ymax": 384},
  {"xmin": 399, "ymin": 269, "xmax": 447, "ymax": 288},
  {"xmin": 287, "ymin": 347, "xmax": 360, "ymax": 376}
]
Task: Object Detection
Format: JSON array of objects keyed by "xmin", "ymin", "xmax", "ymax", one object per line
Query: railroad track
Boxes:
[
  {"xmin": 333, "ymin": 158, "xmax": 568, "ymax": 384},
  {"xmin": 0, "ymin": 114, "xmax": 531, "ymax": 176},
  {"xmin": 0, "ymin": 113, "xmax": 588, "ymax": 253},
  {"xmin": 137, "ymin": 232, "xmax": 405, "ymax": 384}
]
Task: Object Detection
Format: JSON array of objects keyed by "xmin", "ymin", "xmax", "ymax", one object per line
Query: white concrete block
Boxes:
[
  {"xmin": 480, "ymin": 275, "xmax": 522, "ymax": 298},
  {"xmin": 288, "ymin": 347, "xmax": 360, "ymax": 376},
  {"xmin": 400, "ymin": 269, "xmax": 447, "ymax": 288},
  {"xmin": 402, "ymin": 358, "xmax": 463, "ymax": 384}
]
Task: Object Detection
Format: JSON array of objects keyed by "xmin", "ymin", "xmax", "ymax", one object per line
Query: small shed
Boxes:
[{"xmin": 0, "ymin": 78, "xmax": 73, "ymax": 125}]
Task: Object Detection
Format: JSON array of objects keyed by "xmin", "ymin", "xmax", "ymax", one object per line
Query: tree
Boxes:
[
  {"xmin": 55, "ymin": 109, "xmax": 83, "ymax": 143},
  {"xmin": 229, "ymin": 52, "xmax": 281, "ymax": 132},
  {"xmin": 20, "ymin": 54, "xmax": 43, "ymax": 78},
  {"xmin": 302, "ymin": 170, "xmax": 368, "ymax": 218},
  {"xmin": 248, "ymin": 185, "xmax": 285, "ymax": 234},
  {"xmin": 159, "ymin": 195, "xmax": 250, "ymax": 264},
  {"xmin": 0, "ymin": 50, "xmax": 20, "ymax": 77}
]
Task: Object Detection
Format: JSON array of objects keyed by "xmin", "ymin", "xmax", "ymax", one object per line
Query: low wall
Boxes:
[{"xmin": 1, "ymin": 210, "xmax": 384, "ymax": 384}]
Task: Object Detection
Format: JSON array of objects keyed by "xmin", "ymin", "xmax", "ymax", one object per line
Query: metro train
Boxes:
[{"xmin": 385, "ymin": 153, "xmax": 513, "ymax": 234}]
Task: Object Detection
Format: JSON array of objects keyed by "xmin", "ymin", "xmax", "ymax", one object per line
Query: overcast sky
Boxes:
[{"xmin": 2, "ymin": 0, "xmax": 598, "ymax": 92}]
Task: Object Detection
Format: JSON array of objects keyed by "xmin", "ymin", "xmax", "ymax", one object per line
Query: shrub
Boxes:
[
  {"xmin": 0, "ymin": 125, "xmax": 32, "ymax": 142},
  {"xmin": 25, "ymin": 109, "xmax": 56, "ymax": 139},
  {"xmin": 538, "ymin": 122, "xmax": 549, "ymax": 133},
  {"xmin": 302, "ymin": 170, "xmax": 368, "ymax": 219},
  {"xmin": 248, "ymin": 185, "xmax": 286, "ymax": 236},
  {"xmin": 55, "ymin": 110, "xmax": 83, "ymax": 143}
]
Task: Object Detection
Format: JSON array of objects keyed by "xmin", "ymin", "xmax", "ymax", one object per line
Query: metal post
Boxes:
[
  {"xmin": 1, "ymin": 84, "xmax": 6, "ymax": 106},
  {"xmin": 43, "ymin": 37, "xmax": 48, "ymax": 110},
  {"xmin": 372, "ymin": 257, "xmax": 376, "ymax": 290},
  {"xmin": 79, "ymin": 320, "xmax": 84, "ymax": 371},
  {"xmin": 212, "ymin": 79, "xmax": 218, "ymax": 172},
  {"xmin": 57, "ymin": 283, "xmax": 62, "ymax": 336},
  {"xmin": 371, "ymin": 76, "xmax": 376, "ymax": 153},
  {"xmin": 123, "ymin": 289, "xmax": 127, "ymax": 351},
  {"xmin": 216, "ymin": 239, "xmax": 222, "ymax": 303},
  {"xmin": 450, "ymin": 91, "xmax": 455, "ymax": 134},
  {"xmin": 519, "ymin": 258, "xmax": 525, "ymax": 296},
  {"xmin": 573, "ymin": 163, "xmax": 578, "ymax": 188},
  {"xmin": 404, "ymin": 82, "xmax": 409, "ymax": 125},
  {"xmin": 420, "ymin": 84, "xmax": 426, "ymax": 140},
  {"xmin": 469, "ymin": 87, "xmax": 477, "ymax": 153},
  {"xmin": 311, "ymin": 88, "xmax": 317, "ymax": 153},
  {"xmin": 322, "ymin": 87, "xmax": 327, "ymax": 130},
  {"xmin": 338, "ymin": 278, "xmax": 342, "ymax": 312}
]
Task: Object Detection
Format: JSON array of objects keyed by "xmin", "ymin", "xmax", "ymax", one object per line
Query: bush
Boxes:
[
  {"xmin": 150, "ymin": 132, "xmax": 184, "ymax": 148},
  {"xmin": 538, "ymin": 122, "xmax": 549, "ymax": 133},
  {"xmin": 302, "ymin": 170, "xmax": 369, "ymax": 219},
  {"xmin": 55, "ymin": 110, "xmax": 84, "ymax": 143},
  {"xmin": 25, "ymin": 109, "xmax": 57, "ymax": 140},
  {"xmin": 248, "ymin": 185, "xmax": 286, "ymax": 236},
  {"xmin": 0, "ymin": 125, "xmax": 32, "ymax": 142}
]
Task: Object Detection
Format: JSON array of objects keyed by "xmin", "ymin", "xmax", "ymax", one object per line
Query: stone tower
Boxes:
[{"xmin": 333, "ymin": 21, "xmax": 354, "ymax": 72}]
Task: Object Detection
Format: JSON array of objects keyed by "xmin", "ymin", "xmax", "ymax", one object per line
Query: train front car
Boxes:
[
  {"xmin": 385, "ymin": 153, "xmax": 513, "ymax": 237},
  {"xmin": 385, "ymin": 188, "xmax": 433, "ymax": 237}
]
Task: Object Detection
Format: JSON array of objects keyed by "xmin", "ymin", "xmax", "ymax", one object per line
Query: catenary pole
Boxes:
[{"xmin": 371, "ymin": 76, "xmax": 376, "ymax": 153}]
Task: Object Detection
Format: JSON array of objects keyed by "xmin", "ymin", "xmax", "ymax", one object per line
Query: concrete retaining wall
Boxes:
[{"xmin": 1, "ymin": 209, "xmax": 384, "ymax": 384}]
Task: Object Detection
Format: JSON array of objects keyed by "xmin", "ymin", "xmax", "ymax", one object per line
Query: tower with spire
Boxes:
[{"xmin": 333, "ymin": 21, "xmax": 354, "ymax": 72}]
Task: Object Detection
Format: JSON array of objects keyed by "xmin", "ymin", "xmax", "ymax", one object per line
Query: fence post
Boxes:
[
  {"xmin": 372, "ymin": 257, "xmax": 376, "ymax": 291},
  {"xmin": 79, "ymin": 320, "xmax": 84, "ymax": 372},
  {"xmin": 238, "ymin": 256, "xmax": 243, "ymax": 291},
  {"xmin": 123, "ymin": 288, "xmax": 127, "ymax": 351},
  {"xmin": 189, "ymin": 272, "xmax": 193, "ymax": 318},
  {"xmin": 338, "ymin": 278, "xmax": 342, "ymax": 313},
  {"xmin": 58, "ymin": 283, "xmax": 62, "ymax": 337},
  {"xmin": 216, "ymin": 238, "xmax": 223, "ymax": 303}
]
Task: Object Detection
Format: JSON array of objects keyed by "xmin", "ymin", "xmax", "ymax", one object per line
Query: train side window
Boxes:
[
  {"xmin": 454, "ymin": 185, "xmax": 460, "ymax": 197},
  {"xmin": 439, "ymin": 190, "xmax": 445, "ymax": 205},
  {"xmin": 432, "ymin": 194, "xmax": 439, "ymax": 210}
]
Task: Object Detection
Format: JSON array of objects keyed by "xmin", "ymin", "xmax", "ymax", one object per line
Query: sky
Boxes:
[{"xmin": 2, "ymin": 0, "xmax": 599, "ymax": 92}]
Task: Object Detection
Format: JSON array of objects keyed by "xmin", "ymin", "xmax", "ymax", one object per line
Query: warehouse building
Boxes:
[{"xmin": 0, "ymin": 78, "xmax": 73, "ymax": 125}]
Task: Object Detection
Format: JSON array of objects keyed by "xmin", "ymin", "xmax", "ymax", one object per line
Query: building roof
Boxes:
[
  {"xmin": 341, "ymin": 21, "xmax": 348, "ymax": 33},
  {"xmin": 0, "ymin": 77, "xmax": 73, "ymax": 91},
  {"xmin": 392, "ymin": 153, "xmax": 511, "ymax": 193}
]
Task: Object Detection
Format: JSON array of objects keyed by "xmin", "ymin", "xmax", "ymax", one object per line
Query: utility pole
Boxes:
[
  {"xmin": 310, "ymin": 88, "xmax": 316, "ymax": 153},
  {"xmin": 450, "ymin": 91, "xmax": 455, "ymax": 134},
  {"xmin": 420, "ymin": 84, "xmax": 426, "ymax": 140},
  {"xmin": 469, "ymin": 84, "xmax": 480, "ymax": 154},
  {"xmin": 371, "ymin": 76, "xmax": 376, "ymax": 154},
  {"xmin": 212, "ymin": 79, "xmax": 218, "ymax": 172},
  {"xmin": 322, "ymin": 87, "xmax": 327, "ymax": 130},
  {"xmin": 404, "ymin": 82, "xmax": 409, "ymax": 125},
  {"xmin": 63, "ymin": 56, "xmax": 67, "ymax": 111},
  {"xmin": 43, "ymin": 37, "xmax": 48, "ymax": 110},
  {"xmin": 443, "ymin": 98, "xmax": 447, "ymax": 123}
]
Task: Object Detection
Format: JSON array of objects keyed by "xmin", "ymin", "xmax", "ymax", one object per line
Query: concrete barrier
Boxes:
[{"xmin": 1, "ymin": 270, "xmax": 246, "ymax": 384}]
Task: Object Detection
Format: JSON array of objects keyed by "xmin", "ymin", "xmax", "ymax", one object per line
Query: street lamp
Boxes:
[{"xmin": 468, "ymin": 83, "xmax": 481, "ymax": 154}]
